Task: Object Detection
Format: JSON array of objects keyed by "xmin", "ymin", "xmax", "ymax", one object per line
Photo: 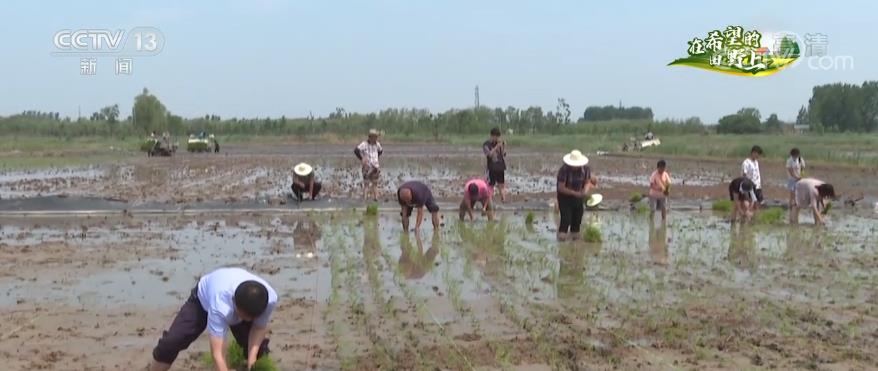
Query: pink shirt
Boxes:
[
  {"xmin": 649, "ymin": 170, "xmax": 671, "ymax": 199},
  {"xmin": 464, "ymin": 178, "xmax": 492, "ymax": 202}
]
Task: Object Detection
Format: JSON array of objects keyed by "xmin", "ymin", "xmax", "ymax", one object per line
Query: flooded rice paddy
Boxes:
[{"xmin": 2, "ymin": 209, "xmax": 876, "ymax": 370}]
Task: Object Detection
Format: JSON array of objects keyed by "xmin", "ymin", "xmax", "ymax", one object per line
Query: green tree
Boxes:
[
  {"xmin": 795, "ymin": 105, "xmax": 809, "ymax": 127},
  {"xmin": 763, "ymin": 113, "xmax": 782, "ymax": 133},
  {"xmin": 716, "ymin": 107, "xmax": 762, "ymax": 134},
  {"xmin": 133, "ymin": 88, "xmax": 168, "ymax": 134}
]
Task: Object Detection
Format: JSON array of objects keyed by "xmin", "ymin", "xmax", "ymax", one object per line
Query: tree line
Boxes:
[{"xmin": 1, "ymin": 81, "xmax": 875, "ymax": 139}]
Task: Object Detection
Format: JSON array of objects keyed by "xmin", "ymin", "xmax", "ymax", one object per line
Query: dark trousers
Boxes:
[
  {"xmin": 558, "ymin": 194, "xmax": 584, "ymax": 233},
  {"xmin": 292, "ymin": 182, "xmax": 322, "ymax": 201},
  {"xmin": 152, "ymin": 287, "xmax": 270, "ymax": 364}
]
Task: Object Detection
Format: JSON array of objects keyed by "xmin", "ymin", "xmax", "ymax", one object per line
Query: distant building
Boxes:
[{"xmin": 793, "ymin": 124, "xmax": 810, "ymax": 133}]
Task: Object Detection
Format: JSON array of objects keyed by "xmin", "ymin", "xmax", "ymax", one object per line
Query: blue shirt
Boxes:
[{"xmin": 197, "ymin": 267, "xmax": 278, "ymax": 338}]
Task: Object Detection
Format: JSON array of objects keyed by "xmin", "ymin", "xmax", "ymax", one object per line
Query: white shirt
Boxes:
[
  {"xmin": 786, "ymin": 156, "xmax": 805, "ymax": 181},
  {"xmin": 197, "ymin": 267, "xmax": 278, "ymax": 338},
  {"xmin": 742, "ymin": 158, "xmax": 761, "ymax": 189},
  {"xmin": 357, "ymin": 141, "xmax": 383, "ymax": 168}
]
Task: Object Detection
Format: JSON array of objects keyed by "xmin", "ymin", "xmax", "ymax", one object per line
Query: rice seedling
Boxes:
[
  {"xmin": 201, "ymin": 339, "xmax": 279, "ymax": 371},
  {"xmin": 755, "ymin": 207, "xmax": 785, "ymax": 224},
  {"xmin": 525, "ymin": 211, "xmax": 535, "ymax": 225},
  {"xmin": 583, "ymin": 224, "xmax": 603, "ymax": 243},
  {"xmin": 712, "ymin": 199, "xmax": 733, "ymax": 212},
  {"xmin": 629, "ymin": 192, "xmax": 644, "ymax": 203},
  {"xmin": 365, "ymin": 202, "xmax": 379, "ymax": 216},
  {"xmin": 822, "ymin": 201, "xmax": 833, "ymax": 215}
]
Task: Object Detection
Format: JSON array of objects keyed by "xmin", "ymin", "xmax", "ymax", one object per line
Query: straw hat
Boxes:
[
  {"xmin": 586, "ymin": 193, "xmax": 603, "ymax": 208},
  {"xmin": 368, "ymin": 129, "xmax": 380, "ymax": 136},
  {"xmin": 293, "ymin": 163, "xmax": 313, "ymax": 176},
  {"xmin": 563, "ymin": 150, "xmax": 589, "ymax": 167}
]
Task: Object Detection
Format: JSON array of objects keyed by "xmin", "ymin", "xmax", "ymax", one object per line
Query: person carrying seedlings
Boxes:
[
  {"xmin": 355, "ymin": 129, "xmax": 384, "ymax": 201},
  {"xmin": 648, "ymin": 159, "xmax": 672, "ymax": 221},
  {"xmin": 459, "ymin": 178, "xmax": 494, "ymax": 222},
  {"xmin": 728, "ymin": 176, "xmax": 757, "ymax": 223},
  {"xmin": 791, "ymin": 178, "xmax": 836, "ymax": 225},
  {"xmin": 742, "ymin": 145, "xmax": 764, "ymax": 209},
  {"xmin": 397, "ymin": 180, "xmax": 441, "ymax": 233},
  {"xmin": 556, "ymin": 150, "xmax": 593, "ymax": 241},
  {"xmin": 786, "ymin": 148, "xmax": 805, "ymax": 219},
  {"xmin": 483, "ymin": 127, "xmax": 508, "ymax": 202},
  {"xmin": 149, "ymin": 267, "xmax": 278, "ymax": 371},
  {"xmin": 291, "ymin": 162, "xmax": 322, "ymax": 201}
]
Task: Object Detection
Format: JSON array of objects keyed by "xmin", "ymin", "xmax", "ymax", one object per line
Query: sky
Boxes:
[{"xmin": 1, "ymin": 0, "xmax": 875, "ymax": 123}]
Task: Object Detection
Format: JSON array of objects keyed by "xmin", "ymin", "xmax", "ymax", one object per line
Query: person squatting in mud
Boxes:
[
  {"xmin": 291, "ymin": 162, "xmax": 322, "ymax": 202},
  {"xmin": 149, "ymin": 267, "xmax": 278, "ymax": 371}
]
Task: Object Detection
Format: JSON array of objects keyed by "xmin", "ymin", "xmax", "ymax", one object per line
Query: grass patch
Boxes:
[
  {"xmin": 712, "ymin": 199, "xmax": 733, "ymax": 212},
  {"xmin": 583, "ymin": 224, "xmax": 603, "ymax": 243},
  {"xmin": 755, "ymin": 207, "xmax": 785, "ymax": 224},
  {"xmin": 365, "ymin": 202, "xmax": 379, "ymax": 216},
  {"xmin": 525, "ymin": 211, "xmax": 535, "ymax": 225},
  {"xmin": 201, "ymin": 339, "xmax": 278, "ymax": 371}
]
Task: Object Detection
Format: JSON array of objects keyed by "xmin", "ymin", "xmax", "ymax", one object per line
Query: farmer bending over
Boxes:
[
  {"xmin": 149, "ymin": 267, "xmax": 278, "ymax": 371},
  {"xmin": 397, "ymin": 180, "xmax": 441, "ymax": 233},
  {"xmin": 791, "ymin": 178, "xmax": 835, "ymax": 225},
  {"xmin": 459, "ymin": 178, "xmax": 494, "ymax": 221},
  {"xmin": 728, "ymin": 177, "xmax": 757, "ymax": 223}
]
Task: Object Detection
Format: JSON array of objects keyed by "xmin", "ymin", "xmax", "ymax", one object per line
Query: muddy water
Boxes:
[
  {"xmin": 2, "ymin": 210, "xmax": 877, "ymax": 369},
  {"xmin": 3, "ymin": 210, "xmax": 875, "ymax": 309}
]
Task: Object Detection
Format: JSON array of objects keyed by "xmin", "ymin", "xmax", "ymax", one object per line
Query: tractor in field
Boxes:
[
  {"xmin": 187, "ymin": 133, "xmax": 220, "ymax": 153},
  {"xmin": 142, "ymin": 133, "xmax": 178, "ymax": 157},
  {"xmin": 622, "ymin": 132, "xmax": 661, "ymax": 152}
]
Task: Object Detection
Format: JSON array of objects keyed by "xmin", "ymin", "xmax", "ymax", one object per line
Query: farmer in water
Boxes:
[
  {"xmin": 483, "ymin": 127, "xmax": 507, "ymax": 202},
  {"xmin": 556, "ymin": 150, "xmax": 593, "ymax": 241},
  {"xmin": 291, "ymin": 162, "xmax": 322, "ymax": 202},
  {"xmin": 397, "ymin": 180, "xmax": 441, "ymax": 233},
  {"xmin": 459, "ymin": 178, "xmax": 494, "ymax": 221},
  {"xmin": 742, "ymin": 145, "xmax": 764, "ymax": 209},
  {"xmin": 648, "ymin": 159, "xmax": 671, "ymax": 221},
  {"xmin": 149, "ymin": 267, "xmax": 278, "ymax": 371},
  {"xmin": 791, "ymin": 178, "xmax": 836, "ymax": 225},
  {"xmin": 786, "ymin": 148, "xmax": 805, "ymax": 221},
  {"xmin": 355, "ymin": 129, "xmax": 383, "ymax": 201},
  {"xmin": 728, "ymin": 176, "xmax": 757, "ymax": 223}
]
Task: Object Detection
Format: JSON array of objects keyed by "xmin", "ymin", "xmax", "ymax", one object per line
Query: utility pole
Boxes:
[{"xmin": 474, "ymin": 85, "xmax": 480, "ymax": 109}]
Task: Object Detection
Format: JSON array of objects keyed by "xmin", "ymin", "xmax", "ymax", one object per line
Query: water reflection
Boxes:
[
  {"xmin": 457, "ymin": 221, "xmax": 508, "ymax": 277},
  {"xmin": 648, "ymin": 220, "xmax": 669, "ymax": 266},
  {"xmin": 398, "ymin": 232, "xmax": 440, "ymax": 279},
  {"xmin": 293, "ymin": 219, "xmax": 322, "ymax": 258},
  {"xmin": 727, "ymin": 223, "xmax": 757, "ymax": 269},
  {"xmin": 557, "ymin": 241, "xmax": 588, "ymax": 300}
]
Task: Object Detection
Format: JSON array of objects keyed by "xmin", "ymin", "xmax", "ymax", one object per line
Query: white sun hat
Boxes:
[
  {"xmin": 586, "ymin": 193, "xmax": 603, "ymax": 208},
  {"xmin": 368, "ymin": 128, "xmax": 380, "ymax": 136},
  {"xmin": 563, "ymin": 150, "xmax": 589, "ymax": 167},
  {"xmin": 293, "ymin": 163, "xmax": 313, "ymax": 176}
]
